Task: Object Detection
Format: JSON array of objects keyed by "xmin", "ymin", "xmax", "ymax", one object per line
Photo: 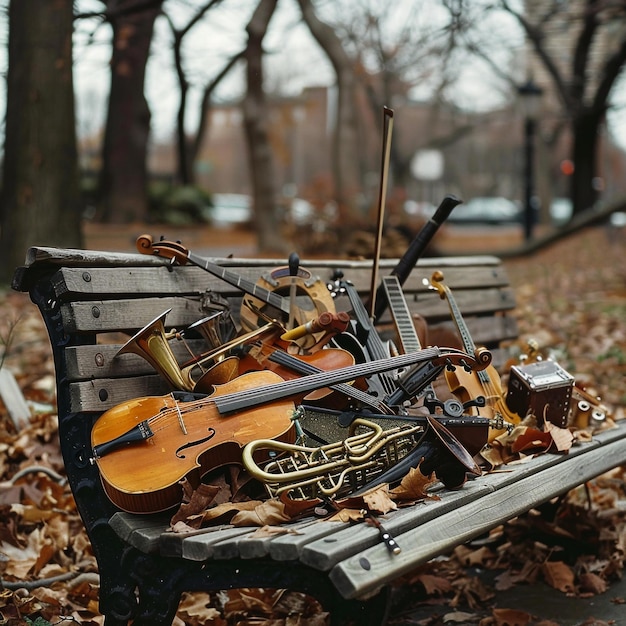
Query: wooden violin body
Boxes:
[
  {"xmin": 91, "ymin": 371, "xmax": 295, "ymax": 514},
  {"xmin": 237, "ymin": 336, "xmax": 357, "ymax": 403},
  {"xmin": 429, "ymin": 271, "xmax": 520, "ymax": 439}
]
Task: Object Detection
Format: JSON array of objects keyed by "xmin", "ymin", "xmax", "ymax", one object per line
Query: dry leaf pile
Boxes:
[{"xmin": 0, "ymin": 226, "xmax": 624, "ymax": 625}]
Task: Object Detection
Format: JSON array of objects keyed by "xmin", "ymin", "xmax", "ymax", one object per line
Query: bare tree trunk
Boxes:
[
  {"xmin": 164, "ymin": 0, "xmax": 222, "ymax": 186},
  {"xmin": 190, "ymin": 51, "xmax": 245, "ymax": 179},
  {"xmin": 503, "ymin": 1, "xmax": 626, "ymax": 220},
  {"xmin": 164, "ymin": 0, "xmax": 244, "ymax": 186},
  {"xmin": 243, "ymin": 0, "xmax": 286, "ymax": 254},
  {"xmin": 0, "ymin": 0, "xmax": 82, "ymax": 283},
  {"xmin": 297, "ymin": 0, "xmax": 362, "ymax": 222},
  {"xmin": 97, "ymin": 0, "xmax": 163, "ymax": 223},
  {"xmin": 570, "ymin": 109, "xmax": 603, "ymax": 213}
]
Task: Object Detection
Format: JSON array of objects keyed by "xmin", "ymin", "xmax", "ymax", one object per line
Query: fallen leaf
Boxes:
[
  {"xmin": 579, "ymin": 571, "xmax": 608, "ymax": 594},
  {"xmin": 414, "ymin": 573, "xmax": 453, "ymax": 596},
  {"xmin": 511, "ymin": 428, "xmax": 552, "ymax": 453},
  {"xmin": 492, "ymin": 607, "xmax": 532, "ymax": 626},
  {"xmin": 542, "ymin": 561, "xmax": 576, "ymax": 593},
  {"xmin": 389, "ymin": 465, "xmax": 437, "ymax": 501},
  {"xmin": 170, "ymin": 481, "xmax": 221, "ymax": 526},
  {"xmin": 544, "ymin": 420, "xmax": 574, "ymax": 452},
  {"xmin": 247, "ymin": 524, "xmax": 293, "ymax": 538},
  {"xmin": 362, "ymin": 484, "xmax": 398, "ymax": 514},
  {"xmin": 326, "ymin": 507, "xmax": 364, "ymax": 523},
  {"xmin": 230, "ymin": 498, "xmax": 291, "ymax": 527}
]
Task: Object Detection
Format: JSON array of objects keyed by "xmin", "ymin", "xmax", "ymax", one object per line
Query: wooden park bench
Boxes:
[{"xmin": 11, "ymin": 242, "xmax": 626, "ymax": 626}]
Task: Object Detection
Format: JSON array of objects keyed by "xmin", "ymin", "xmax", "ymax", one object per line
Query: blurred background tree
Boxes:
[
  {"xmin": 1, "ymin": 0, "xmax": 625, "ymax": 283},
  {"xmin": 0, "ymin": 0, "xmax": 82, "ymax": 283}
]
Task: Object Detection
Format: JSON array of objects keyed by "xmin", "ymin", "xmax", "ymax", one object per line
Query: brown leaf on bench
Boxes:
[
  {"xmin": 363, "ymin": 484, "xmax": 398, "ymax": 514},
  {"xmin": 389, "ymin": 465, "xmax": 438, "ymax": 503},
  {"xmin": 247, "ymin": 524, "xmax": 295, "ymax": 538},
  {"xmin": 325, "ymin": 507, "xmax": 364, "ymax": 523},
  {"xmin": 511, "ymin": 426, "xmax": 552, "ymax": 454},
  {"xmin": 543, "ymin": 420, "xmax": 574, "ymax": 452},
  {"xmin": 332, "ymin": 484, "xmax": 396, "ymax": 515},
  {"xmin": 170, "ymin": 480, "xmax": 222, "ymax": 527},
  {"xmin": 230, "ymin": 498, "xmax": 291, "ymax": 526}
]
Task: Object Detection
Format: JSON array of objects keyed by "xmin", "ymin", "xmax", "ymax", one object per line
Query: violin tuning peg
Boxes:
[
  {"xmin": 445, "ymin": 358, "xmax": 455, "ymax": 372},
  {"xmin": 159, "ymin": 235, "xmax": 165, "ymax": 241},
  {"xmin": 461, "ymin": 359, "xmax": 472, "ymax": 372}
]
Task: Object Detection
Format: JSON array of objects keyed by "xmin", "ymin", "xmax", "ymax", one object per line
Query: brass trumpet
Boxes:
[{"xmin": 116, "ymin": 309, "xmax": 275, "ymax": 393}]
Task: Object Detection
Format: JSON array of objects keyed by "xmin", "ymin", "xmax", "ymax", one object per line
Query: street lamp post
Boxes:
[{"xmin": 517, "ymin": 78, "xmax": 543, "ymax": 241}]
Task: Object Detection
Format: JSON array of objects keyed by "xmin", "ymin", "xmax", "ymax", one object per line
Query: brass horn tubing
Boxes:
[
  {"xmin": 186, "ymin": 311, "xmax": 224, "ymax": 348},
  {"xmin": 272, "ymin": 459, "xmax": 383, "ymax": 498},
  {"xmin": 180, "ymin": 321, "xmax": 283, "ymax": 373},
  {"xmin": 270, "ymin": 429, "xmax": 424, "ymax": 499},
  {"xmin": 342, "ymin": 422, "xmax": 423, "ymax": 464},
  {"xmin": 117, "ymin": 315, "xmax": 195, "ymax": 392},
  {"xmin": 244, "ymin": 438, "xmax": 360, "ymax": 486},
  {"xmin": 243, "ymin": 420, "xmax": 424, "ymax": 493}
]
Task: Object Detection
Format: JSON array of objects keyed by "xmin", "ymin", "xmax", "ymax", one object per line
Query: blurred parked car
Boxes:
[
  {"xmin": 449, "ymin": 197, "xmax": 522, "ymax": 224},
  {"xmin": 205, "ymin": 193, "xmax": 252, "ymax": 228}
]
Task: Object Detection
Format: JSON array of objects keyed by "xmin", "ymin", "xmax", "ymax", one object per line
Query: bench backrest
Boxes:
[{"xmin": 13, "ymin": 247, "xmax": 517, "ymax": 420}]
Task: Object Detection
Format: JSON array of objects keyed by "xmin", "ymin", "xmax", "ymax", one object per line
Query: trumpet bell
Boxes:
[
  {"xmin": 116, "ymin": 308, "xmax": 195, "ymax": 391},
  {"xmin": 193, "ymin": 356, "xmax": 240, "ymax": 393},
  {"xmin": 186, "ymin": 310, "xmax": 236, "ymax": 353}
]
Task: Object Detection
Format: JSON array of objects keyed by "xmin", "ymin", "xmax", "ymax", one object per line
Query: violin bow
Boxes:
[{"xmin": 368, "ymin": 106, "xmax": 394, "ymax": 321}]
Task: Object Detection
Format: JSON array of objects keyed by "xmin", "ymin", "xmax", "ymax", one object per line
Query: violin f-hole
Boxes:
[{"xmin": 175, "ymin": 428, "xmax": 216, "ymax": 459}]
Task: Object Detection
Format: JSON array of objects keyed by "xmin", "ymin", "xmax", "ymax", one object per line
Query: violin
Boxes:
[
  {"xmin": 237, "ymin": 326, "xmax": 356, "ymax": 404},
  {"xmin": 237, "ymin": 327, "xmax": 394, "ymax": 414},
  {"xmin": 91, "ymin": 345, "xmax": 485, "ymax": 513},
  {"xmin": 429, "ymin": 271, "xmax": 520, "ymax": 440}
]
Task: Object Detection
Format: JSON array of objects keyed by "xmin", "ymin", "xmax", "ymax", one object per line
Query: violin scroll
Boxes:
[{"xmin": 136, "ymin": 234, "xmax": 191, "ymax": 265}]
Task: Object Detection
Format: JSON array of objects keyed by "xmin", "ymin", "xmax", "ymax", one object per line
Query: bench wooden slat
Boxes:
[
  {"xmin": 60, "ymin": 298, "xmax": 208, "ymax": 334},
  {"xmin": 18, "ymin": 246, "xmax": 503, "ymax": 271},
  {"xmin": 45, "ymin": 261, "xmax": 510, "ymax": 300},
  {"xmin": 69, "ymin": 375, "xmax": 170, "ymax": 412},
  {"xmin": 181, "ymin": 527, "xmax": 255, "ymax": 561},
  {"xmin": 64, "ymin": 341, "xmax": 209, "ymax": 382},
  {"xmin": 329, "ymin": 427, "xmax": 626, "ymax": 600},
  {"xmin": 302, "ymin": 430, "xmax": 615, "ymax": 574}
]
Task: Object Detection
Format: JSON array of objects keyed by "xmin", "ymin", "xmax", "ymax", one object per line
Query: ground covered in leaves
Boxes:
[{"xmin": 0, "ymin": 226, "xmax": 624, "ymax": 626}]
